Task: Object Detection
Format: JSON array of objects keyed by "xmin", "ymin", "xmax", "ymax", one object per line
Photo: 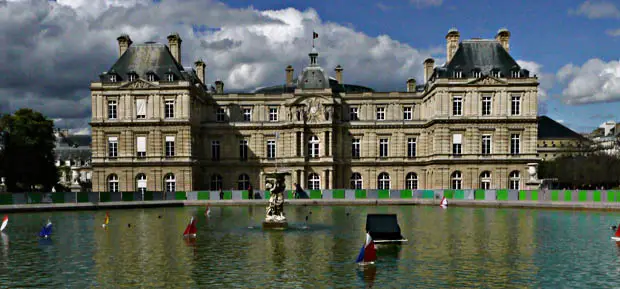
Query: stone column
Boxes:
[{"xmin": 300, "ymin": 170, "xmax": 306, "ymax": 189}]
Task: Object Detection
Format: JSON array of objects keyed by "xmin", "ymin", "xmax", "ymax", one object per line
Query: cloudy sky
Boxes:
[{"xmin": 1, "ymin": 0, "xmax": 620, "ymax": 134}]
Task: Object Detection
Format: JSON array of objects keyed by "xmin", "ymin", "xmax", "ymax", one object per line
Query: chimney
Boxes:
[
  {"xmin": 194, "ymin": 59, "xmax": 206, "ymax": 84},
  {"xmin": 215, "ymin": 79, "xmax": 224, "ymax": 94},
  {"xmin": 406, "ymin": 78, "xmax": 416, "ymax": 92},
  {"xmin": 424, "ymin": 58, "xmax": 435, "ymax": 83},
  {"xmin": 495, "ymin": 28, "xmax": 511, "ymax": 52},
  {"xmin": 335, "ymin": 65, "xmax": 343, "ymax": 83},
  {"xmin": 445, "ymin": 28, "xmax": 460, "ymax": 63},
  {"xmin": 116, "ymin": 34, "xmax": 133, "ymax": 57},
  {"xmin": 167, "ymin": 33, "xmax": 182, "ymax": 65},
  {"xmin": 285, "ymin": 65, "xmax": 294, "ymax": 85}
]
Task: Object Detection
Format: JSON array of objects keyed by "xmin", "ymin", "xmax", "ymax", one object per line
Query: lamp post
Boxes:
[{"xmin": 0, "ymin": 131, "xmax": 7, "ymax": 192}]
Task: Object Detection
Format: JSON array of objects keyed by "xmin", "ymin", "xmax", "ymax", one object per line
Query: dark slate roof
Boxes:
[
  {"xmin": 54, "ymin": 135, "xmax": 91, "ymax": 160},
  {"xmin": 434, "ymin": 40, "xmax": 530, "ymax": 79},
  {"xmin": 538, "ymin": 116, "xmax": 587, "ymax": 140},
  {"xmin": 100, "ymin": 43, "xmax": 201, "ymax": 85},
  {"xmin": 253, "ymin": 78, "xmax": 374, "ymax": 94}
]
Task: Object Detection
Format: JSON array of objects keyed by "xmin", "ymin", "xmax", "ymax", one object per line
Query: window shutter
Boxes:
[
  {"xmin": 136, "ymin": 136, "xmax": 146, "ymax": 152},
  {"xmin": 165, "ymin": 136, "xmax": 175, "ymax": 142},
  {"xmin": 136, "ymin": 99, "xmax": 146, "ymax": 116},
  {"xmin": 452, "ymin": 134, "xmax": 462, "ymax": 144}
]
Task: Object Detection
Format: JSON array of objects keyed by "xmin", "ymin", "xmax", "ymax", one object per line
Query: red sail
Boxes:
[
  {"xmin": 615, "ymin": 225, "xmax": 620, "ymax": 238},
  {"xmin": 363, "ymin": 241, "xmax": 377, "ymax": 262},
  {"xmin": 189, "ymin": 219, "xmax": 197, "ymax": 235},
  {"xmin": 183, "ymin": 223, "xmax": 191, "ymax": 236}
]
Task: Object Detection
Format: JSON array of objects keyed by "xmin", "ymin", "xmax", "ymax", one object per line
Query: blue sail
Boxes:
[
  {"xmin": 355, "ymin": 244, "xmax": 365, "ymax": 263},
  {"xmin": 38, "ymin": 223, "xmax": 52, "ymax": 238}
]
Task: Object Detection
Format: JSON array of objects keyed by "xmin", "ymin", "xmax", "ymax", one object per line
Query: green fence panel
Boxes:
[
  {"xmin": 241, "ymin": 190, "xmax": 249, "ymax": 200},
  {"xmin": 443, "ymin": 190, "xmax": 455, "ymax": 199},
  {"xmin": 454, "ymin": 190, "xmax": 465, "ymax": 199},
  {"xmin": 122, "ymin": 192, "xmax": 133, "ymax": 202},
  {"xmin": 100, "ymin": 192, "xmax": 111, "ymax": 202},
  {"xmin": 51, "ymin": 193, "xmax": 65, "ymax": 203},
  {"xmin": 400, "ymin": 190, "xmax": 412, "ymax": 199},
  {"xmin": 174, "ymin": 191, "xmax": 186, "ymax": 200},
  {"xmin": 77, "ymin": 192, "xmax": 89, "ymax": 203},
  {"xmin": 223, "ymin": 191, "xmax": 232, "ymax": 200},
  {"xmin": 563, "ymin": 191, "xmax": 571, "ymax": 202},
  {"xmin": 264, "ymin": 191, "xmax": 270, "ymax": 199},
  {"xmin": 0, "ymin": 194, "xmax": 12, "ymax": 205},
  {"xmin": 496, "ymin": 189, "xmax": 508, "ymax": 200},
  {"xmin": 551, "ymin": 191, "xmax": 560, "ymax": 201},
  {"xmin": 333, "ymin": 190, "xmax": 345, "ymax": 199},
  {"xmin": 29, "ymin": 192, "xmax": 42, "ymax": 203},
  {"xmin": 517, "ymin": 190, "xmax": 526, "ymax": 200},
  {"xmin": 531, "ymin": 190, "xmax": 539, "ymax": 201},
  {"xmin": 355, "ymin": 190, "xmax": 366, "ymax": 199},
  {"xmin": 285, "ymin": 190, "xmax": 294, "ymax": 199},
  {"xmin": 614, "ymin": 191, "xmax": 620, "ymax": 202},
  {"xmin": 197, "ymin": 191, "xmax": 210, "ymax": 200},
  {"xmin": 474, "ymin": 190, "xmax": 485, "ymax": 200},
  {"xmin": 310, "ymin": 190, "xmax": 322, "ymax": 199},
  {"xmin": 593, "ymin": 191, "xmax": 601, "ymax": 202},
  {"xmin": 578, "ymin": 191, "xmax": 588, "ymax": 202},
  {"xmin": 377, "ymin": 190, "xmax": 390, "ymax": 199},
  {"xmin": 422, "ymin": 190, "xmax": 435, "ymax": 199},
  {"xmin": 143, "ymin": 191, "xmax": 154, "ymax": 201},
  {"xmin": 608, "ymin": 191, "xmax": 616, "ymax": 202}
]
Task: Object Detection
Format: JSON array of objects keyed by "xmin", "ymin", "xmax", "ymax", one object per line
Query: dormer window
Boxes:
[
  {"xmin": 511, "ymin": 70, "xmax": 520, "ymax": 78},
  {"xmin": 491, "ymin": 69, "xmax": 501, "ymax": 78},
  {"xmin": 146, "ymin": 72, "xmax": 156, "ymax": 82},
  {"xmin": 110, "ymin": 74, "xmax": 117, "ymax": 82},
  {"xmin": 453, "ymin": 70, "xmax": 462, "ymax": 78},
  {"xmin": 128, "ymin": 71, "xmax": 137, "ymax": 82},
  {"xmin": 472, "ymin": 69, "xmax": 482, "ymax": 78},
  {"xmin": 167, "ymin": 73, "xmax": 174, "ymax": 82}
]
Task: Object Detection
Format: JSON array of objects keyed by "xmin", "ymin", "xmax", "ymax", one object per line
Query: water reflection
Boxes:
[{"xmin": 357, "ymin": 265, "xmax": 377, "ymax": 288}]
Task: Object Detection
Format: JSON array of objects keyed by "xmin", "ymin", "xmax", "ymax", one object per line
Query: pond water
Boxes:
[{"xmin": 0, "ymin": 205, "xmax": 619, "ymax": 288}]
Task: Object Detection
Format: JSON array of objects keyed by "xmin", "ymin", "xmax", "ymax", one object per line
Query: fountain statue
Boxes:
[{"xmin": 262, "ymin": 172, "xmax": 290, "ymax": 230}]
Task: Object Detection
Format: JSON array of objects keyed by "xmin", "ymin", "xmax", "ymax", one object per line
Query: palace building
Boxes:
[{"xmin": 89, "ymin": 28, "xmax": 539, "ymax": 193}]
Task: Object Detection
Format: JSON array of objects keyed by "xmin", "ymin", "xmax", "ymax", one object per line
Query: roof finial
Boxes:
[{"xmin": 312, "ymin": 31, "xmax": 318, "ymax": 48}]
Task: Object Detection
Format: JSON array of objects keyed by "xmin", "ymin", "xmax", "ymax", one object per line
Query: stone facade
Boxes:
[{"xmin": 90, "ymin": 28, "xmax": 540, "ymax": 192}]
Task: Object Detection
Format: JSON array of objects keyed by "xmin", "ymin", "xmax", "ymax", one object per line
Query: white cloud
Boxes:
[
  {"xmin": 376, "ymin": 2, "xmax": 391, "ymax": 11},
  {"xmin": 606, "ymin": 28, "xmax": 620, "ymax": 37},
  {"xmin": 556, "ymin": 119, "xmax": 565, "ymax": 124},
  {"xmin": 410, "ymin": 0, "xmax": 443, "ymax": 8},
  {"xmin": 0, "ymin": 0, "xmax": 435, "ymax": 134},
  {"xmin": 556, "ymin": 58, "xmax": 620, "ymax": 104},
  {"xmin": 569, "ymin": 1, "xmax": 620, "ymax": 19},
  {"xmin": 516, "ymin": 60, "xmax": 554, "ymax": 101}
]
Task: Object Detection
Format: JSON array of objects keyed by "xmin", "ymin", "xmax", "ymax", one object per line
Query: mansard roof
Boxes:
[
  {"xmin": 434, "ymin": 40, "xmax": 529, "ymax": 79},
  {"xmin": 100, "ymin": 43, "xmax": 200, "ymax": 84}
]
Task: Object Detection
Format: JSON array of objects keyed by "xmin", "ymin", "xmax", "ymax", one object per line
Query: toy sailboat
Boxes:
[
  {"xmin": 102, "ymin": 212, "xmax": 110, "ymax": 228},
  {"xmin": 183, "ymin": 216, "xmax": 197, "ymax": 238},
  {"xmin": 440, "ymin": 196, "xmax": 448, "ymax": 208},
  {"xmin": 39, "ymin": 219, "xmax": 53, "ymax": 239},
  {"xmin": 356, "ymin": 232, "xmax": 377, "ymax": 265},
  {"xmin": 612, "ymin": 224, "xmax": 620, "ymax": 241},
  {"xmin": 0, "ymin": 215, "xmax": 7, "ymax": 232},
  {"xmin": 205, "ymin": 205, "xmax": 211, "ymax": 217}
]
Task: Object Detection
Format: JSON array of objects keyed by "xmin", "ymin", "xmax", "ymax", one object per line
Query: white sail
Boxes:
[
  {"xmin": 440, "ymin": 197, "xmax": 448, "ymax": 208},
  {"xmin": 0, "ymin": 215, "xmax": 7, "ymax": 232}
]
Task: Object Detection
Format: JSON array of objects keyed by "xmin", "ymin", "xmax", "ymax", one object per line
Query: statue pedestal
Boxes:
[{"xmin": 262, "ymin": 221, "xmax": 288, "ymax": 230}]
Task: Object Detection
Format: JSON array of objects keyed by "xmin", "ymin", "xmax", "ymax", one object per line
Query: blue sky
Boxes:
[{"xmin": 222, "ymin": 0, "xmax": 620, "ymax": 133}]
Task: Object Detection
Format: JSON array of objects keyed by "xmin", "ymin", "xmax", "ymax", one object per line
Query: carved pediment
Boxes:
[
  {"xmin": 120, "ymin": 79, "xmax": 157, "ymax": 89},
  {"xmin": 468, "ymin": 76, "xmax": 507, "ymax": 86},
  {"xmin": 286, "ymin": 95, "xmax": 334, "ymax": 122}
]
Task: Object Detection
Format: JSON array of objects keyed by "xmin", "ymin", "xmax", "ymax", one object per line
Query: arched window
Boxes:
[
  {"xmin": 238, "ymin": 174, "xmax": 250, "ymax": 190},
  {"xmin": 405, "ymin": 172, "xmax": 418, "ymax": 190},
  {"xmin": 164, "ymin": 173, "xmax": 176, "ymax": 192},
  {"xmin": 308, "ymin": 173, "xmax": 320, "ymax": 190},
  {"xmin": 308, "ymin": 135, "xmax": 320, "ymax": 158},
  {"xmin": 479, "ymin": 171, "xmax": 491, "ymax": 189},
  {"xmin": 377, "ymin": 172, "xmax": 390, "ymax": 190},
  {"xmin": 211, "ymin": 174, "xmax": 222, "ymax": 190},
  {"xmin": 509, "ymin": 171, "xmax": 520, "ymax": 190},
  {"xmin": 136, "ymin": 173, "xmax": 147, "ymax": 194},
  {"xmin": 350, "ymin": 173, "xmax": 363, "ymax": 189},
  {"xmin": 451, "ymin": 171, "xmax": 462, "ymax": 190},
  {"xmin": 108, "ymin": 174, "xmax": 119, "ymax": 192}
]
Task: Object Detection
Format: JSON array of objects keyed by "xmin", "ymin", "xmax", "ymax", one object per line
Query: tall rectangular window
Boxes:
[
  {"xmin": 376, "ymin": 107, "xmax": 385, "ymax": 120},
  {"xmin": 352, "ymin": 138, "xmax": 360, "ymax": 158},
  {"xmin": 108, "ymin": 136, "xmax": 118, "ymax": 158},
  {"xmin": 136, "ymin": 99, "xmax": 146, "ymax": 119},
  {"xmin": 164, "ymin": 100, "xmax": 175, "ymax": 119},
  {"xmin": 107, "ymin": 100, "xmax": 117, "ymax": 120},
  {"xmin": 407, "ymin": 138, "xmax": 416, "ymax": 158},
  {"xmin": 511, "ymin": 95, "xmax": 521, "ymax": 115},
  {"xmin": 165, "ymin": 136, "xmax": 175, "ymax": 157},
  {"xmin": 269, "ymin": 107, "xmax": 278, "ymax": 121},
  {"xmin": 452, "ymin": 96, "xmax": 463, "ymax": 116},
  {"xmin": 379, "ymin": 138, "xmax": 389, "ymax": 158},
  {"xmin": 211, "ymin": 140, "xmax": 220, "ymax": 161},
  {"xmin": 296, "ymin": 132, "xmax": 302, "ymax": 156},
  {"xmin": 243, "ymin": 108, "xmax": 252, "ymax": 122},
  {"xmin": 452, "ymin": 134, "xmax": 462, "ymax": 155},
  {"xmin": 403, "ymin": 106, "xmax": 413, "ymax": 120},
  {"xmin": 325, "ymin": 131, "xmax": 330, "ymax": 156},
  {"xmin": 216, "ymin": 108, "xmax": 226, "ymax": 122},
  {"xmin": 239, "ymin": 139, "xmax": 248, "ymax": 161},
  {"xmin": 350, "ymin": 107, "xmax": 359, "ymax": 121},
  {"xmin": 481, "ymin": 135, "xmax": 492, "ymax": 155},
  {"xmin": 267, "ymin": 140, "xmax": 276, "ymax": 159},
  {"xmin": 482, "ymin": 95, "xmax": 491, "ymax": 116},
  {"xmin": 510, "ymin": 134, "xmax": 520, "ymax": 155},
  {"xmin": 136, "ymin": 136, "xmax": 146, "ymax": 158}
]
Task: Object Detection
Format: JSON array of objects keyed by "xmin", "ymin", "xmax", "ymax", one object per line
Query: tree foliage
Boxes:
[
  {"xmin": 539, "ymin": 153, "xmax": 620, "ymax": 189},
  {"xmin": 0, "ymin": 108, "xmax": 58, "ymax": 192}
]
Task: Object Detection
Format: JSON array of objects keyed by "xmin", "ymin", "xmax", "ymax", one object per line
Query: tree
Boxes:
[{"xmin": 0, "ymin": 108, "xmax": 58, "ymax": 192}]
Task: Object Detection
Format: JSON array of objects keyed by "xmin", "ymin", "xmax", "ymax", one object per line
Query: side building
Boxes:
[
  {"xmin": 90, "ymin": 28, "xmax": 539, "ymax": 193},
  {"xmin": 536, "ymin": 116, "xmax": 591, "ymax": 160}
]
